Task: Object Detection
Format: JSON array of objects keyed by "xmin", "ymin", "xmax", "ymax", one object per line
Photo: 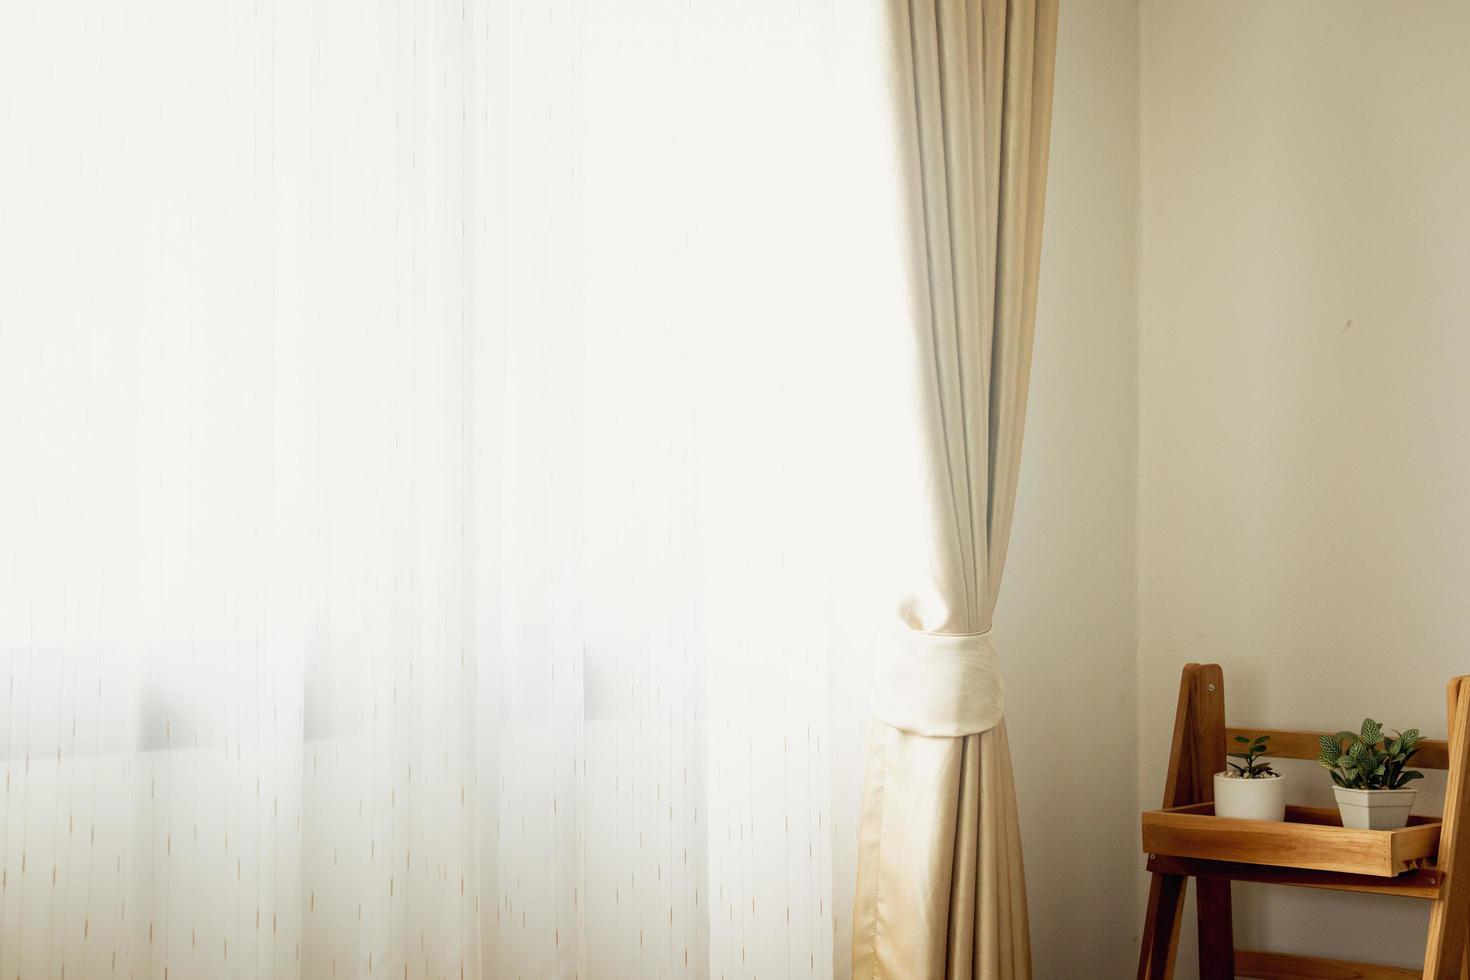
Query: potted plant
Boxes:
[
  {"xmin": 1214, "ymin": 733, "xmax": 1286, "ymax": 821},
  {"xmin": 1318, "ymin": 719, "xmax": 1424, "ymax": 830}
]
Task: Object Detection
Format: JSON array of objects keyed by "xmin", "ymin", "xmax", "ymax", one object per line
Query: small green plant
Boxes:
[
  {"xmin": 1227, "ymin": 734, "xmax": 1277, "ymax": 778},
  {"xmin": 1317, "ymin": 719, "xmax": 1424, "ymax": 790}
]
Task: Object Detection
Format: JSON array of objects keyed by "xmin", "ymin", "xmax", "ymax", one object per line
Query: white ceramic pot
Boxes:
[
  {"xmin": 1333, "ymin": 786, "xmax": 1418, "ymax": 830},
  {"xmin": 1213, "ymin": 771, "xmax": 1286, "ymax": 821}
]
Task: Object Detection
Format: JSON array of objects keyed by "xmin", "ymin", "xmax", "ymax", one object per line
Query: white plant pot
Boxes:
[
  {"xmin": 1213, "ymin": 772, "xmax": 1286, "ymax": 822},
  {"xmin": 1333, "ymin": 786, "xmax": 1418, "ymax": 830}
]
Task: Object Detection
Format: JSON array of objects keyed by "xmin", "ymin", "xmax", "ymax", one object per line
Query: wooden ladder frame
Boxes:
[{"xmin": 1136, "ymin": 664, "xmax": 1470, "ymax": 980}]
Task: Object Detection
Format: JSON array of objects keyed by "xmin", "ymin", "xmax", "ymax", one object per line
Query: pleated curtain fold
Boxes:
[{"xmin": 852, "ymin": 1, "xmax": 1058, "ymax": 977}]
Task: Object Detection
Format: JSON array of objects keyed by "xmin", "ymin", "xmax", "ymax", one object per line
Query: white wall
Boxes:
[
  {"xmin": 1139, "ymin": 1, "xmax": 1470, "ymax": 973},
  {"xmin": 997, "ymin": 0, "xmax": 1141, "ymax": 976}
]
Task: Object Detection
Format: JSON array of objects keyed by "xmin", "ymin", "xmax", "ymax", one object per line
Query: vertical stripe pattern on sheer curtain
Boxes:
[
  {"xmin": 0, "ymin": 1, "xmax": 916, "ymax": 978},
  {"xmin": 0, "ymin": 1, "xmax": 476, "ymax": 977},
  {"xmin": 484, "ymin": 2, "xmax": 887, "ymax": 976}
]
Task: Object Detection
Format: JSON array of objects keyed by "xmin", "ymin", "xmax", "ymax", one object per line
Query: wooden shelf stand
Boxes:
[{"xmin": 1136, "ymin": 664, "xmax": 1470, "ymax": 980}]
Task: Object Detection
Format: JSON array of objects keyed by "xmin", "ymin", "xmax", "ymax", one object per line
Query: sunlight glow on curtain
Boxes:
[
  {"xmin": 0, "ymin": 1, "xmax": 916, "ymax": 978},
  {"xmin": 1, "ymin": 2, "xmax": 476, "ymax": 976},
  {"xmin": 484, "ymin": 3, "xmax": 915, "ymax": 975}
]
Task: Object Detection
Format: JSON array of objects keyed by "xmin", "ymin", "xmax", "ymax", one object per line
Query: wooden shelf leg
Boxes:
[
  {"xmin": 1137, "ymin": 872, "xmax": 1187, "ymax": 980},
  {"xmin": 1196, "ymin": 878, "xmax": 1234, "ymax": 980},
  {"xmin": 1189, "ymin": 666, "xmax": 1235, "ymax": 980},
  {"xmin": 1137, "ymin": 664, "xmax": 1235, "ymax": 979},
  {"xmin": 1425, "ymin": 677, "xmax": 1470, "ymax": 979}
]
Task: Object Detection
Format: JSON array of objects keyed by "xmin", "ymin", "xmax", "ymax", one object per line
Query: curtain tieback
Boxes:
[{"xmin": 872, "ymin": 628, "xmax": 1004, "ymax": 737}]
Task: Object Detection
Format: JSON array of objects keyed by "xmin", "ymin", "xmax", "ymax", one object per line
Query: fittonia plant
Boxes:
[{"xmin": 1317, "ymin": 719, "xmax": 1424, "ymax": 791}]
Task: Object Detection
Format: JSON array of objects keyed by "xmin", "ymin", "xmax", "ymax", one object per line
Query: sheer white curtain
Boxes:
[
  {"xmin": 0, "ymin": 1, "xmax": 913, "ymax": 977},
  {"xmin": 2, "ymin": 2, "xmax": 476, "ymax": 977},
  {"xmin": 484, "ymin": 3, "xmax": 923, "ymax": 976}
]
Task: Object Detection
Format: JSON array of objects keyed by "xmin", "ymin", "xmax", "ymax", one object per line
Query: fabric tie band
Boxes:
[{"xmin": 872, "ymin": 627, "xmax": 1005, "ymax": 737}]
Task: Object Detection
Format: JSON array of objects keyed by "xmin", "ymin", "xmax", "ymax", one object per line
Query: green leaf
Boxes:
[
  {"xmin": 1403, "ymin": 734, "xmax": 1421, "ymax": 757},
  {"xmin": 1235, "ymin": 735, "xmax": 1251, "ymax": 744},
  {"xmin": 1360, "ymin": 718, "xmax": 1383, "ymax": 746}
]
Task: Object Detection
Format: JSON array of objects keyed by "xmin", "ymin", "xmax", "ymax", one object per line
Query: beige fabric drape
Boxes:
[{"xmin": 853, "ymin": 0, "xmax": 1058, "ymax": 977}]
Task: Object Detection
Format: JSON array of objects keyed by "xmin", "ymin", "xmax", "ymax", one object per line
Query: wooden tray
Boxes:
[{"xmin": 1141, "ymin": 803, "xmax": 1442, "ymax": 877}]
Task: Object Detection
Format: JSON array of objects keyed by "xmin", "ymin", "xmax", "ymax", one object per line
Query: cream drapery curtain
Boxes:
[{"xmin": 853, "ymin": 1, "xmax": 1058, "ymax": 978}]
